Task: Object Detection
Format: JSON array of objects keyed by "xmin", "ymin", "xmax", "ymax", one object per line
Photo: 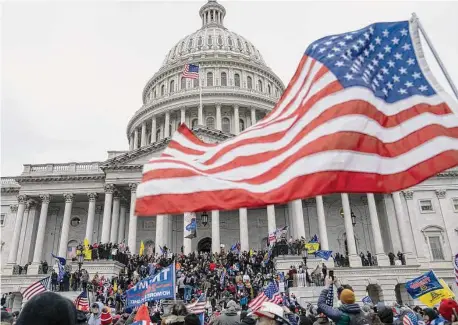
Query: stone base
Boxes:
[
  {"xmin": 404, "ymin": 253, "xmax": 418, "ymax": 266},
  {"xmin": 69, "ymin": 260, "xmax": 125, "ymax": 278},
  {"xmin": 376, "ymin": 253, "xmax": 390, "ymax": 267},
  {"xmin": 349, "ymin": 254, "xmax": 362, "ymax": 267},
  {"xmin": 3, "ymin": 264, "xmax": 17, "ymax": 275},
  {"xmin": 27, "ymin": 263, "xmax": 41, "ymax": 275}
]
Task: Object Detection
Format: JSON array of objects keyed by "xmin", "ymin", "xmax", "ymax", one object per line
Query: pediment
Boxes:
[{"xmin": 101, "ymin": 126, "xmax": 233, "ymax": 169}]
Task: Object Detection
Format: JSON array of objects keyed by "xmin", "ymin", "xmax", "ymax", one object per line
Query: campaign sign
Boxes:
[
  {"xmin": 405, "ymin": 270, "xmax": 443, "ymax": 299},
  {"xmin": 126, "ymin": 263, "xmax": 175, "ymax": 307}
]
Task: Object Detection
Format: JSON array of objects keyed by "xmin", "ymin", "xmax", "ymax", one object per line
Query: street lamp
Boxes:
[
  {"xmin": 77, "ymin": 251, "xmax": 84, "ymax": 276},
  {"xmin": 201, "ymin": 211, "xmax": 209, "ymax": 227}
]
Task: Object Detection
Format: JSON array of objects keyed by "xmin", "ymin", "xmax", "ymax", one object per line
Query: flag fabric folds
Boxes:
[
  {"xmin": 135, "ymin": 19, "xmax": 458, "ymax": 216},
  {"xmin": 310, "ymin": 234, "xmax": 319, "ymax": 243},
  {"xmin": 362, "ymin": 296, "xmax": 373, "ymax": 304},
  {"xmin": 83, "ymin": 239, "xmax": 92, "ymax": 260},
  {"xmin": 248, "ymin": 281, "xmax": 282, "ymax": 311},
  {"xmin": 186, "ymin": 293, "xmax": 207, "ymax": 314},
  {"xmin": 22, "ymin": 276, "xmax": 50, "ymax": 300},
  {"xmin": 184, "ymin": 212, "xmax": 197, "ymax": 239},
  {"xmin": 315, "ymin": 250, "xmax": 333, "ymax": 260},
  {"xmin": 74, "ymin": 291, "xmax": 89, "ymax": 311},
  {"xmin": 182, "ymin": 64, "xmax": 199, "ymax": 79},
  {"xmin": 51, "ymin": 253, "xmax": 66, "ymax": 282},
  {"xmin": 139, "ymin": 241, "xmax": 145, "ymax": 256}
]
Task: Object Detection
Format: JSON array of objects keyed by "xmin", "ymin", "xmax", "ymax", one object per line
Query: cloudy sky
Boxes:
[{"xmin": 2, "ymin": 0, "xmax": 458, "ymax": 176}]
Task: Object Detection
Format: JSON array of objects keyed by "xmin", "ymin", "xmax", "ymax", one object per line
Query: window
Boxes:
[
  {"xmin": 245, "ymin": 42, "xmax": 251, "ymax": 54},
  {"xmin": 208, "ymin": 35, "xmax": 213, "ymax": 46},
  {"xmin": 258, "ymin": 80, "xmax": 263, "ymax": 92},
  {"xmin": 169, "ymin": 80, "xmax": 175, "ymax": 93},
  {"xmin": 222, "ymin": 117, "xmax": 230, "ymax": 133},
  {"xmin": 428, "ymin": 236, "xmax": 445, "ymax": 260},
  {"xmin": 207, "ymin": 72, "xmax": 213, "ymax": 86},
  {"xmin": 198, "ymin": 36, "xmax": 203, "ymax": 47},
  {"xmin": 152, "ymin": 87, "xmax": 156, "ymax": 98},
  {"xmin": 180, "ymin": 41, "xmax": 186, "ymax": 53},
  {"xmin": 268, "ymin": 84, "xmax": 271, "ymax": 95},
  {"xmin": 161, "ymin": 84, "xmax": 165, "ymax": 96},
  {"xmin": 0, "ymin": 213, "xmax": 5, "ymax": 226},
  {"xmin": 247, "ymin": 76, "xmax": 253, "ymax": 89},
  {"xmin": 218, "ymin": 35, "xmax": 223, "ymax": 46},
  {"xmin": 70, "ymin": 217, "xmax": 81, "ymax": 227},
  {"xmin": 452, "ymin": 198, "xmax": 458, "ymax": 212},
  {"xmin": 193, "ymin": 78, "xmax": 199, "ymax": 88},
  {"xmin": 221, "ymin": 72, "xmax": 227, "ymax": 86},
  {"xmin": 419, "ymin": 199, "xmax": 434, "ymax": 213},
  {"xmin": 188, "ymin": 38, "xmax": 193, "ymax": 49},
  {"xmin": 234, "ymin": 74, "xmax": 240, "ymax": 87},
  {"xmin": 206, "ymin": 117, "xmax": 215, "ymax": 129},
  {"xmin": 191, "ymin": 119, "xmax": 198, "ymax": 128},
  {"xmin": 181, "ymin": 78, "xmax": 186, "ymax": 90},
  {"xmin": 169, "ymin": 124, "xmax": 173, "ymax": 137},
  {"xmin": 156, "ymin": 129, "xmax": 161, "ymax": 141},
  {"xmin": 239, "ymin": 119, "xmax": 245, "ymax": 132},
  {"xmin": 228, "ymin": 37, "xmax": 233, "ymax": 47},
  {"xmin": 237, "ymin": 38, "xmax": 242, "ymax": 50}
]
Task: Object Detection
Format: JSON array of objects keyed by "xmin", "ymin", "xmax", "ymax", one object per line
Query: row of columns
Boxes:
[{"xmin": 129, "ymin": 105, "xmax": 259, "ymax": 150}]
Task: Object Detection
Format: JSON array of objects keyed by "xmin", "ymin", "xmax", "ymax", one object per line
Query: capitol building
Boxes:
[{"xmin": 1, "ymin": 0, "xmax": 458, "ymax": 308}]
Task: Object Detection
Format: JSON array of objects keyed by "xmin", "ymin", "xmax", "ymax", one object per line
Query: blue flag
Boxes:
[
  {"xmin": 405, "ymin": 270, "xmax": 443, "ymax": 299},
  {"xmin": 309, "ymin": 234, "xmax": 319, "ymax": 243},
  {"xmin": 362, "ymin": 296, "xmax": 373, "ymax": 304},
  {"xmin": 315, "ymin": 250, "xmax": 333, "ymax": 260},
  {"xmin": 51, "ymin": 253, "xmax": 66, "ymax": 282}
]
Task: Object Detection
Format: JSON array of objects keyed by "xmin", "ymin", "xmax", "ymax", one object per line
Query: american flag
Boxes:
[
  {"xmin": 182, "ymin": 64, "xmax": 199, "ymax": 79},
  {"xmin": 186, "ymin": 294, "xmax": 207, "ymax": 314},
  {"xmin": 248, "ymin": 281, "xmax": 282, "ymax": 311},
  {"xmin": 74, "ymin": 291, "xmax": 89, "ymax": 311},
  {"xmin": 403, "ymin": 312, "xmax": 418, "ymax": 325},
  {"xmin": 21, "ymin": 276, "xmax": 50, "ymax": 301},
  {"xmin": 135, "ymin": 19, "xmax": 458, "ymax": 216},
  {"xmin": 454, "ymin": 253, "xmax": 458, "ymax": 286},
  {"xmin": 325, "ymin": 284, "xmax": 334, "ymax": 306}
]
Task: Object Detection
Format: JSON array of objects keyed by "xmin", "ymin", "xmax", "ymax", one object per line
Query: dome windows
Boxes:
[
  {"xmin": 170, "ymin": 80, "xmax": 175, "ymax": 93},
  {"xmin": 180, "ymin": 41, "xmax": 186, "ymax": 53},
  {"xmin": 237, "ymin": 38, "xmax": 243, "ymax": 50},
  {"xmin": 258, "ymin": 80, "xmax": 263, "ymax": 92},
  {"xmin": 188, "ymin": 38, "xmax": 193, "ymax": 50},
  {"xmin": 221, "ymin": 72, "xmax": 227, "ymax": 86},
  {"xmin": 217, "ymin": 35, "xmax": 223, "ymax": 46},
  {"xmin": 193, "ymin": 78, "xmax": 199, "ymax": 88},
  {"xmin": 239, "ymin": 119, "xmax": 245, "ymax": 132},
  {"xmin": 198, "ymin": 36, "xmax": 203, "ymax": 47},
  {"xmin": 208, "ymin": 35, "xmax": 213, "ymax": 46},
  {"xmin": 161, "ymin": 84, "xmax": 165, "ymax": 96},
  {"xmin": 222, "ymin": 117, "xmax": 230, "ymax": 133},
  {"xmin": 228, "ymin": 37, "xmax": 233, "ymax": 47},
  {"xmin": 247, "ymin": 76, "xmax": 253, "ymax": 89},
  {"xmin": 181, "ymin": 77, "xmax": 186, "ymax": 90},
  {"xmin": 152, "ymin": 87, "xmax": 156, "ymax": 99},
  {"xmin": 245, "ymin": 42, "xmax": 251, "ymax": 54},
  {"xmin": 268, "ymin": 84, "xmax": 271, "ymax": 95},
  {"xmin": 207, "ymin": 72, "xmax": 214, "ymax": 86},
  {"xmin": 234, "ymin": 73, "xmax": 240, "ymax": 87}
]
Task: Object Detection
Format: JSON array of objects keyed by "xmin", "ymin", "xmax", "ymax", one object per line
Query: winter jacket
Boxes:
[
  {"xmin": 317, "ymin": 289, "xmax": 363, "ymax": 325},
  {"xmin": 377, "ymin": 305, "xmax": 394, "ymax": 325},
  {"xmin": 88, "ymin": 302, "xmax": 104, "ymax": 325},
  {"xmin": 211, "ymin": 307, "xmax": 240, "ymax": 325}
]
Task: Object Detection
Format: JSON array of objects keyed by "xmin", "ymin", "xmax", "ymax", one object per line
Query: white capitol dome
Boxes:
[{"xmin": 127, "ymin": 0, "xmax": 285, "ymax": 150}]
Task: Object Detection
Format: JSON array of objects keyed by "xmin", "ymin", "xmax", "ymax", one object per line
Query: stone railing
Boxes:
[
  {"xmin": 22, "ymin": 162, "xmax": 103, "ymax": 176},
  {"xmin": 1, "ymin": 178, "xmax": 20, "ymax": 186}
]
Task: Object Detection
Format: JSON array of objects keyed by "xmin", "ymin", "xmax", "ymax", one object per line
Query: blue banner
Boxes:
[
  {"xmin": 126, "ymin": 263, "xmax": 175, "ymax": 307},
  {"xmin": 405, "ymin": 270, "xmax": 443, "ymax": 299},
  {"xmin": 51, "ymin": 253, "xmax": 66, "ymax": 282},
  {"xmin": 315, "ymin": 250, "xmax": 333, "ymax": 260}
]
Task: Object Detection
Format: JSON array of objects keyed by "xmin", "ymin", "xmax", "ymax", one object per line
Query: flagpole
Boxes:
[
  {"xmin": 199, "ymin": 65, "xmax": 203, "ymax": 124},
  {"xmin": 412, "ymin": 13, "xmax": 458, "ymax": 100}
]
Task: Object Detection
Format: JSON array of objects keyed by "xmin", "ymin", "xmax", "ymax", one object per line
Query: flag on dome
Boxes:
[
  {"xmin": 136, "ymin": 18, "xmax": 458, "ymax": 216},
  {"xmin": 182, "ymin": 64, "xmax": 199, "ymax": 79}
]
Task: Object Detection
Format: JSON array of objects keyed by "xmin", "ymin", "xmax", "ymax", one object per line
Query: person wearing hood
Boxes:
[
  {"xmin": 317, "ymin": 284, "xmax": 364, "ymax": 325},
  {"xmin": 88, "ymin": 302, "xmax": 104, "ymax": 325},
  {"xmin": 374, "ymin": 303, "xmax": 394, "ymax": 325},
  {"xmin": 423, "ymin": 308, "xmax": 445, "ymax": 325},
  {"xmin": 211, "ymin": 300, "xmax": 240, "ymax": 325}
]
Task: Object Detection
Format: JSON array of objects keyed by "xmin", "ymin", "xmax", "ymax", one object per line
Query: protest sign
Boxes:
[{"xmin": 405, "ymin": 270, "xmax": 443, "ymax": 299}]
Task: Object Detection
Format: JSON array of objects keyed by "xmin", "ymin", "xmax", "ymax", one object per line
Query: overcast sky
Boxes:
[{"xmin": 2, "ymin": 1, "xmax": 458, "ymax": 176}]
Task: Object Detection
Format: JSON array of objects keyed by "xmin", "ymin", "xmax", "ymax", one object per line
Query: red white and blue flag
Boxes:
[
  {"xmin": 74, "ymin": 291, "xmax": 89, "ymax": 311},
  {"xmin": 182, "ymin": 64, "xmax": 200, "ymax": 79},
  {"xmin": 248, "ymin": 281, "xmax": 282, "ymax": 311},
  {"xmin": 21, "ymin": 276, "xmax": 50, "ymax": 301},
  {"xmin": 454, "ymin": 253, "xmax": 458, "ymax": 286},
  {"xmin": 186, "ymin": 293, "xmax": 207, "ymax": 314},
  {"xmin": 136, "ymin": 19, "xmax": 458, "ymax": 216}
]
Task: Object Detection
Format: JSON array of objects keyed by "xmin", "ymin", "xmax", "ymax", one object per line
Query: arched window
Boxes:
[
  {"xmin": 245, "ymin": 42, "xmax": 251, "ymax": 54},
  {"xmin": 217, "ymin": 35, "xmax": 223, "ymax": 46},
  {"xmin": 422, "ymin": 226, "xmax": 447, "ymax": 261},
  {"xmin": 198, "ymin": 36, "xmax": 203, "ymax": 47},
  {"xmin": 152, "ymin": 87, "xmax": 156, "ymax": 98},
  {"xmin": 247, "ymin": 76, "xmax": 253, "ymax": 89},
  {"xmin": 268, "ymin": 84, "xmax": 271, "ymax": 95},
  {"xmin": 193, "ymin": 78, "xmax": 199, "ymax": 88},
  {"xmin": 206, "ymin": 117, "xmax": 215, "ymax": 129},
  {"xmin": 191, "ymin": 118, "xmax": 198, "ymax": 128},
  {"xmin": 234, "ymin": 74, "xmax": 240, "ymax": 87},
  {"xmin": 180, "ymin": 41, "xmax": 186, "ymax": 53},
  {"xmin": 222, "ymin": 117, "xmax": 230, "ymax": 133},
  {"xmin": 161, "ymin": 84, "xmax": 165, "ymax": 96},
  {"xmin": 258, "ymin": 80, "xmax": 263, "ymax": 92},
  {"xmin": 169, "ymin": 124, "xmax": 173, "ymax": 137},
  {"xmin": 239, "ymin": 119, "xmax": 245, "ymax": 132},
  {"xmin": 221, "ymin": 72, "xmax": 227, "ymax": 86},
  {"xmin": 170, "ymin": 80, "xmax": 175, "ymax": 93},
  {"xmin": 237, "ymin": 38, "xmax": 243, "ymax": 50},
  {"xmin": 208, "ymin": 35, "xmax": 213, "ymax": 46},
  {"xmin": 228, "ymin": 37, "xmax": 233, "ymax": 47},
  {"xmin": 207, "ymin": 72, "xmax": 213, "ymax": 86},
  {"xmin": 188, "ymin": 38, "xmax": 193, "ymax": 49},
  {"xmin": 156, "ymin": 129, "xmax": 161, "ymax": 141},
  {"xmin": 181, "ymin": 78, "xmax": 186, "ymax": 90}
]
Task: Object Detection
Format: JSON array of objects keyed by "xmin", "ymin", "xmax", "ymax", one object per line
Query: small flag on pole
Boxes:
[
  {"xmin": 182, "ymin": 64, "xmax": 199, "ymax": 79},
  {"xmin": 454, "ymin": 253, "xmax": 458, "ymax": 286},
  {"xmin": 74, "ymin": 291, "xmax": 89, "ymax": 311},
  {"xmin": 139, "ymin": 241, "xmax": 145, "ymax": 256},
  {"xmin": 21, "ymin": 276, "xmax": 50, "ymax": 301}
]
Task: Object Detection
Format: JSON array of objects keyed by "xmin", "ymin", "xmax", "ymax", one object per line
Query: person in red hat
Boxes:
[
  {"xmin": 100, "ymin": 307, "xmax": 113, "ymax": 325},
  {"xmin": 438, "ymin": 299, "xmax": 458, "ymax": 324}
]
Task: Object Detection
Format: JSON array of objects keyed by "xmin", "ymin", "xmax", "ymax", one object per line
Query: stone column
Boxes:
[
  {"xmin": 211, "ymin": 210, "xmax": 220, "ymax": 253},
  {"xmin": 198, "ymin": 105, "xmax": 204, "ymax": 125},
  {"xmin": 6, "ymin": 203, "xmax": 20, "ymax": 265},
  {"xmin": 234, "ymin": 105, "xmax": 240, "ymax": 134},
  {"xmin": 141, "ymin": 122, "xmax": 147, "ymax": 147},
  {"xmin": 84, "ymin": 193, "xmax": 98, "ymax": 243},
  {"xmin": 151, "ymin": 116, "xmax": 157, "ymax": 143},
  {"xmin": 58, "ymin": 193, "xmax": 74, "ymax": 257},
  {"xmin": 127, "ymin": 183, "xmax": 138, "ymax": 253},
  {"xmin": 316, "ymin": 196, "xmax": 329, "ymax": 250},
  {"xmin": 110, "ymin": 192, "xmax": 121, "ymax": 244},
  {"xmin": 101, "ymin": 184, "xmax": 114, "ymax": 243},
  {"xmin": 133, "ymin": 128, "xmax": 139, "ymax": 150},
  {"xmin": 341, "ymin": 193, "xmax": 362, "ymax": 267},
  {"xmin": 292, "ymin": 199, "xmax": 306, "ymax": 239},
  {"xmin": 31, "ymin": 195, "xmax": 51, "ymax": 265},
  {"xmin": 19, "ymin": 200, "xmax": 38, "ymax": 265},
  {"xmin": 267, "ymin": 205, "xmax": 276, "ymax": 235},
  {"xmin": 402, "ymin": 190, "xmax": 426, "ymax": 262},
  {"xmin": 239, "ymin": 208, "xmax": 249, "ymax": 252},
  {"xmin": 129, "ymin": 135, "xmax": 134, "ymax": 151},
  {"xmin": 216, "ymin": 103, "xmax": 222, "ymax": 130},
  {"xmin": 183, "ymin": 214, "xmax": 192, "ymax": 255},
  {"xmin": 250, "ymin": 107, "xmax": 257, "ymax": 126},
  {"xmin": 155, "ymin": 215, "xmax": 165, "ymax": 254},
  {"xmin": 164, "ymin": 111, "xmax": 170, "ymax": 138},
  {"xmin": 180, "ymin": 108, "xmax": 186, "ymax": 124},
  {"xmin": 367, "ymin": 193, "xmax": 389, "ymax": 266},
  {"xmin": 435, "ymin": 189, "xmax": 454, "ymax": 258},
  {"xmin": 118, "ymin": 202, "xmax": 127, "ymax": 243},
  {"xmin": 392, "ymin": 191, "xmax": 417, "ymax": 265}
]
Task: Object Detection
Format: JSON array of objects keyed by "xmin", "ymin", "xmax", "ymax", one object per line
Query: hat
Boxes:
[
  {"xmin": 438, "ymin": 298, "xmax": 458, "ymax": 321},
  {"xmin": 253, "ymin": 302, "xmax": 290, "ymax": 324},
  {"xmin": 100, "ymin": 310, "xmax": 112, "ymax": 325},
  {"xmin": 340, "ymin": 289, "xmax": 355, "ymax": 304}
]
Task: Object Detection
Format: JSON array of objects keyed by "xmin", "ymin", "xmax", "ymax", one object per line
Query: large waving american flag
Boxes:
[
  {"xmin": 74, "ymin": 291, "xmax": 89, "ymax": 311},
  {"xmin": 21, "ymin": 276, "xmax": 50, "ymax": 301},
  {"xmin": 136, "ymin": 18, "xmax": 458, "ymax": 216},
  {"xmin": 248, "ymin": 281, "xmax": 282, "ymax": 311}
]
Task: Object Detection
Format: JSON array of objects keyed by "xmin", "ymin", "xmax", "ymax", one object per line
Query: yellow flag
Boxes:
[
  {"xmin": 139, "ymin": 241, "xmax": 145, "ymax": 256},
  {"xmin": 418, "ymin": 279, "xmax": 455, "ymax": 307},
  {"xmin": 305, "ymin": 243, "xmax": 320, "ymax": 254},
  {"xmin": 249, "ymin": 249, "xmax": 254, "ymax": 257},
  {"xmin": 113, "ymin": 280, "xmax": 118, "ymax": 293},
  {"xmin": 83, "ymin": 238, "xmax": 92, "ymax": 260}
]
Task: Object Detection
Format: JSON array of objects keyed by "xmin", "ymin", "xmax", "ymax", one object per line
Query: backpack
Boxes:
[{"xmin": 347, "ymin": 313, "xmax": 371, "ymax": 325}]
